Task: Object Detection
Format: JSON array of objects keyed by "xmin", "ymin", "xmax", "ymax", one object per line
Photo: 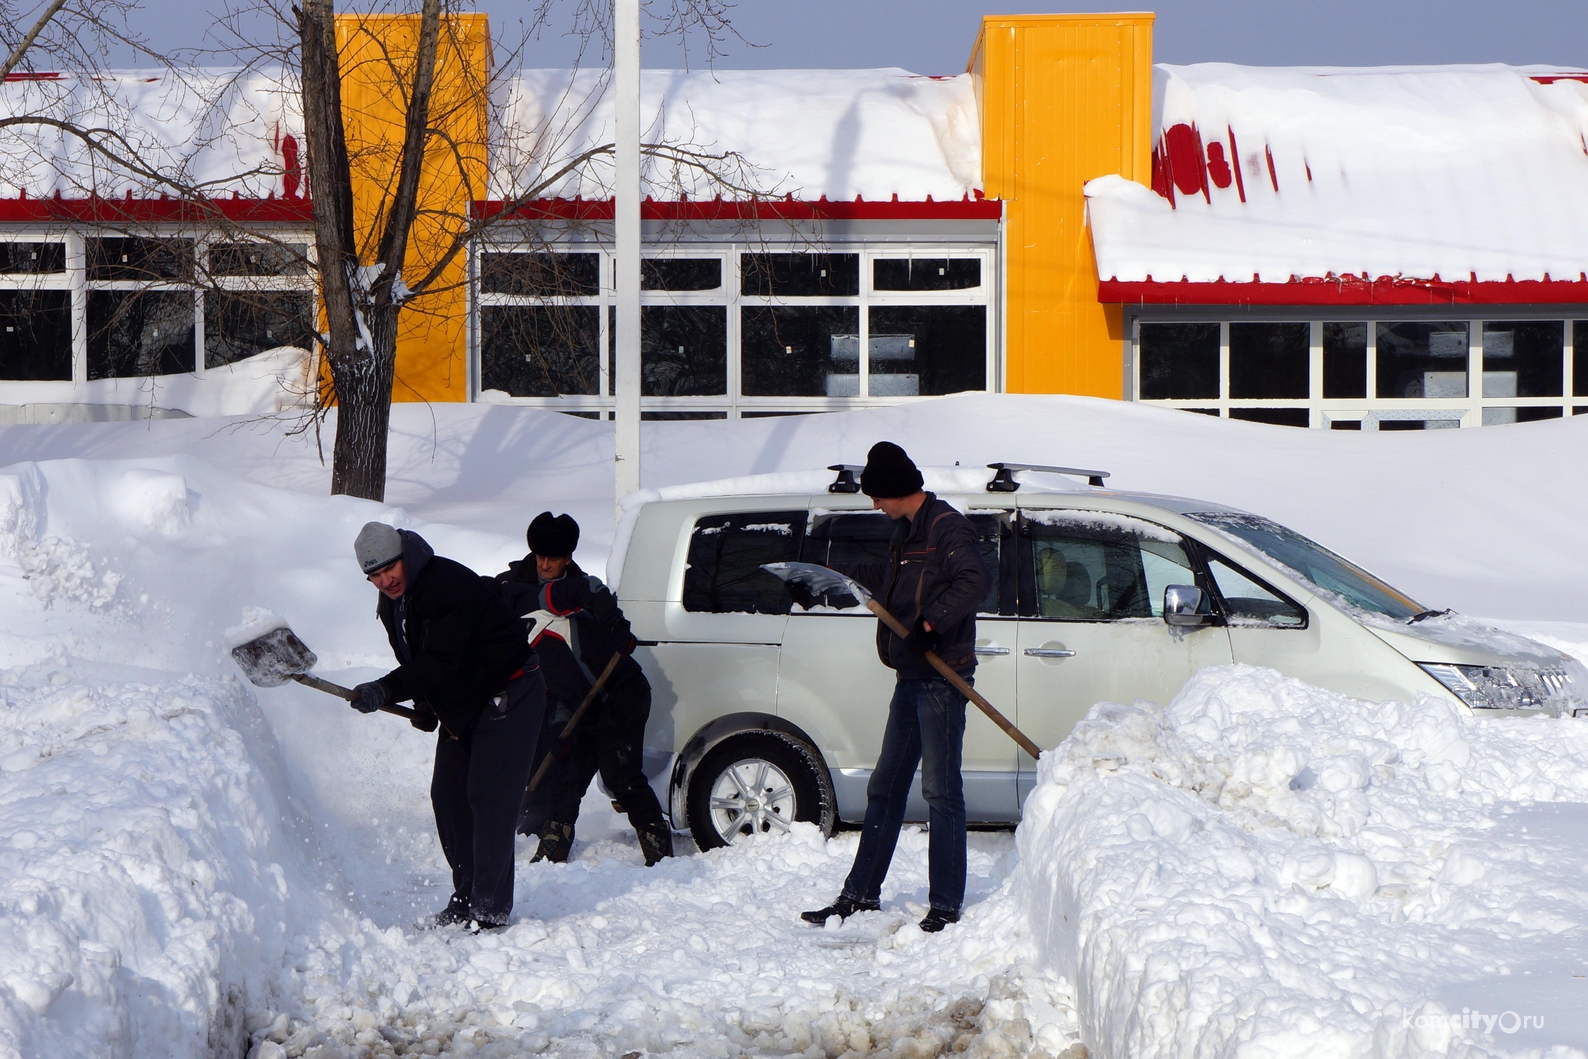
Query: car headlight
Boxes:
[{"xmin": 1418, "ymin": 662, "xmax": 1577, "ymax": 712}]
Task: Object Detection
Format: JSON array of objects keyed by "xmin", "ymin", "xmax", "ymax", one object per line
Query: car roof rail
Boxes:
[
  {"xmin": 986, "ymin": 462, "xmax": 1111, "ymax": 491},
  {"xmin": 828, "ymin": 464, "xmax": 865, "ymax": 493}
]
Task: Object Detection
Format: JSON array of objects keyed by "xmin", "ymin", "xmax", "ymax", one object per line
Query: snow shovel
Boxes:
[
  {"xmin": 231, "ymin": 625, "xmax": 421, "ymax": 723},
  {"xmin": 762, "ymin": 562, "xmax": 1043, "ymax": 760},
  {"xmin": 523, "ymin": 649, "xmax": 625, "ymax": 796}
]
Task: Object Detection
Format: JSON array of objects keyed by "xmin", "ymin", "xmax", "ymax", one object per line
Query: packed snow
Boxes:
[
  {"xmin": 0, "ymin": 394, "xmax": 1585, "ymax": 1057},
  {"xmin": 1087, "ymin": 63, "xmax": 1588, "ymax": 284}
]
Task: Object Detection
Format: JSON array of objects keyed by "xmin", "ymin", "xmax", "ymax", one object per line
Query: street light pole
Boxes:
[{"xmin": 612, "ymin": 0, "xmax": 641, "ymax": 516}]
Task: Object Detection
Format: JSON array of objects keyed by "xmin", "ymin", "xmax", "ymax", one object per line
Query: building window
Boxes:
[
  {"xmin": 480, "ymin": 305, "xmax": 600, "ymax": 397},
  {"xmin": 1134, "ymin": 314, "xmax": 1587, "ymax": 428},
  {"xmin": 1229, "ymin": 322, "xmax": 1307, "ymax": 399},
  {"xmin": 476, "ymin": 244, "xmax": 995, "ymax": 416},
  {"xmin": 0, "ymin": 290, "xmax": 70, "ymax": 380},
  {"xmin": 1139, "ymin": 322, "xmax": 1218, "ymax": 400},
  {"xmin": 1376, "ymin": 321, "xmax": 1468, "ymax": 399},
  {"xmin": 88, "ymin": 290, "xmax": 196, "ymax": 379}
]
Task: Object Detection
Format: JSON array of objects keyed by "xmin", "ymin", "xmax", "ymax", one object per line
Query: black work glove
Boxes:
[
  {"xmin": 907, "ymin": 615, "xmax": 941, "ymax": 657},
  {"xmin": 410, "ymin": 708, "xmax": 439, "ymax": 733},
  {"xmin": 620, "ymin": 633, "xmax": 638, "ymax": 656},
  {"xmin": 350, "ymin": 681, "xmax": 390, "ymax": 714},
  {"xmin": 784, "ymin": 578, "xmax": 815, "ymax": 611}
]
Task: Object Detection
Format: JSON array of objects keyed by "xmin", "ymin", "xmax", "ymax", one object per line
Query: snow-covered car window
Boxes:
[
  {"xmin": 1188, "ymin": 512, "xmax": 1422, "ymax": 620},
  {"xmin": 683, "ymin": 512, "xmax": 806, "ymax": 614},
  {"xmin": 1203, "ymin": 555, "xmax": 1307, "ymax": 628},
  {"xmin": 1022, "ymin": 513, "xmax": 1193, "ymax": 621}
]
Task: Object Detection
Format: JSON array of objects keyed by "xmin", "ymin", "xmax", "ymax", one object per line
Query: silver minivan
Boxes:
[{"xmin": 615, "ymin": 465, "xmax": 1586, "ymax": 848}]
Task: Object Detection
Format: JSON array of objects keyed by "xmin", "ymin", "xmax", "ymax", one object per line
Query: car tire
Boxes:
[{"xmin": 686, "ymin": 732, "xmax": 836, "ymax": 850}]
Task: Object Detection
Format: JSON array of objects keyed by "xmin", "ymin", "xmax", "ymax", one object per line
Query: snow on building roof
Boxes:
[
  {"xmin": 1086, "ymin": 63, "xmax": 1588, "ymax": 291},
  {"xmin": 0, "ymin": 68, "xmax": 302, "ymax": 205},
  {"xmin": 491, "ymin": 68, "xmax": 981, "ymax": 205}
]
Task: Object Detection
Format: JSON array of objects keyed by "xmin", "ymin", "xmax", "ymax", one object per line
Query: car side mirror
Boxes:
[{"xmin": 1163, "ymin": 585, "xmax": 1212, "ymax": 627}]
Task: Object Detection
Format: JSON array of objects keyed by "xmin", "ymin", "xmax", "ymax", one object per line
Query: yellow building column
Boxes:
[
  {"xmin": 971, "ymin": 14, "xmax": 1154, "ymax": 399},
  {"xmin": 335, "ymin": 13, "xmax": 491, "ymax": 403}
]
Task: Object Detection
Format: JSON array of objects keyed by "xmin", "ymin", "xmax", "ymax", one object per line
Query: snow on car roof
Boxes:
[
  {"xmin": 1086, "ymin": 63, "xmax": 1588, "ymax": 284},
  {"xmin": 492, "ymin": 68, "xmax": 981, "ymax": 203}
]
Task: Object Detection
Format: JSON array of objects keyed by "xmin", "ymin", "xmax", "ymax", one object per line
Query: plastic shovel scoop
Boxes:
[
  {"xmin": 761, "ymin": 562, "xmax": 1042, "ymax": 760},
  {"xmin": 230, "ymin": 625, "xmax": 418, "ymax": 721}
]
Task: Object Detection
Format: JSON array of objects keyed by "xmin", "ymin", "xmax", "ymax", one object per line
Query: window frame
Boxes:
[
  {"xmin": 1129, "ymin": 309, "xmax": 1588, "ymax": 428},
  {"xmin": 470, "ymin": 240, "xmax": 998, "ymax": 418}
]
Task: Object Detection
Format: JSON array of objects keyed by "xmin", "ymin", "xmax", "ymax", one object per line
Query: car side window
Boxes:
[
  {"xmin": 1020, "ymin": 513, "xmax": 1196, "ymax": 621},
  {"xmin": 1203, "ymin": 554, "xmax": 1308, "ymax": 628},
  {"xmin": 800, "ymin": 510, "xmax": 1010, "ymax": 615},
  {"xmin": 682, "ymin": 511, "xmax": 806, "ymax": 614}
]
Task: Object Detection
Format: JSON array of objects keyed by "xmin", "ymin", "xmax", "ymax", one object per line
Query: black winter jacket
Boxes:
[
  {"xmin": 832, "ymin": 493, "xmax": 988, "ymax": 679},
  {"xmin": 374, "ymin": 530, "xmax": 533, "ymax": 737},
  {"xmin": 495, "ymin": 556, "xmax": 647, "ymax": 712}
]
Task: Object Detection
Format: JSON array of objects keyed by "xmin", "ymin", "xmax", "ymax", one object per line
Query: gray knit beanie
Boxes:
[{"xmin": 354, "ymin": 522, "xmax": 404, "ymax": 574}]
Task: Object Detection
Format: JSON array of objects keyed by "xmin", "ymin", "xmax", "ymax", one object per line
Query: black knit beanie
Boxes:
[
  {"xmin": 860, "ymin": 441, "xmax": 924, "ymax": 499},
  {"xmin": 528, "ymin": 511, "xmax": 580, "ymax": 557}
]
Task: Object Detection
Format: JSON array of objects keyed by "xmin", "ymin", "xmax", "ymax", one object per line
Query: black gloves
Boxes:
[
  {"xmin": 351, "ymin": 681, "xmax": 390, "ymax": 714},
  {"xmin": 784, "ymin": 578, "xmax": 815, "ymax": 611},
  {"xmin": 410, "ymin": 709, "xmax": 439, "ymax": 733},
  {"xmin": 907, "ymin": 615, "xmax": 940, "ymax": 656}
]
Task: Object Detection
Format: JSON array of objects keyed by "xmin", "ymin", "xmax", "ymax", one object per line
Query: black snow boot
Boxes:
[
  {"xmin": 531, "ymin": 820, "xmax": 574, "ymax": 864},
  {"xmin": 800, "ymin": 895, "xmax": 881, "ymax": 925},
  {"xmin": 424, "ymin": 894, "xmax": 472, "ymax": 929},
  {"xmin": 919, "ymin": 908, "xmax": 960, "ymax": 933},
  {"xmin": 636, "ymin": 820, "xmax": 674, "ymax": 866}
]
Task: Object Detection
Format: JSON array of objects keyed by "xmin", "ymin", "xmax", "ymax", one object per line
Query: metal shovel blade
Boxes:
[
  {"xmin": 231, "ymin": 625, "xmax": 319, "ymax": 688},
  {"xmin": 761, "ymin": 561, "xmax": 872, "ymax": 608}
]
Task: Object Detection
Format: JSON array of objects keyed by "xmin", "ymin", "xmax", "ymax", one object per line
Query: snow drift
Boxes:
[{"xmin": 1017, "ymin": 665, "xmax": 1588, "ymax": 1057}]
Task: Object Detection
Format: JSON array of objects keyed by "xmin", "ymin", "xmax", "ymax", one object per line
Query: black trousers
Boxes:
[
  {"xmin": 430, "ymin": 667, "xmax": 544, "ymax": 925},
  {"xmin": 524, "ymin": 680, "xmax": 665, "ymax": 834}
]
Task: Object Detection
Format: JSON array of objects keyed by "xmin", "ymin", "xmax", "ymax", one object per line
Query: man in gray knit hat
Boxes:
[{"xmin": 352, "ymin": 521, "xmax": 544, "ymax": 931}]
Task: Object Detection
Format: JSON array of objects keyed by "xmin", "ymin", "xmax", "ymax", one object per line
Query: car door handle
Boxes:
[
  {"xmin": 1024, "ymin": 648, "xmax": 1077, "ymax": 658},
  {"xmin": 974, "ymin": 645, "xmax": 1011, "ymax": 656}
]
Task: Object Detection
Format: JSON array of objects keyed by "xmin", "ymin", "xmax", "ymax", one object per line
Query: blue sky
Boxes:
[{"xmin": 133, "ymin": 0, "xmax": 1588, "ymax": 72}]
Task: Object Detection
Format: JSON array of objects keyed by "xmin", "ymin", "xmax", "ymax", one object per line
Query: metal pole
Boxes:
[{"xmin": 613, "ymin": 0, "xmax": 642, "ymax": 514}]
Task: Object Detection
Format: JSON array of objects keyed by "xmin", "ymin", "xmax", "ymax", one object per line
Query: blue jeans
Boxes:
[{"xmin": 841, "ymin": 672, "xmax": 969, "ymax": 914}]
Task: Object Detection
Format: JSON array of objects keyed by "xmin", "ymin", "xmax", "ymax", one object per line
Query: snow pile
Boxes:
[
  {"xmin": 495, "ymin": 68, "xmax": 981, "ymax": 203},
  {"xmin": 0, "ymin": 653, "xmax": 306, "ymax": 1058},
  {"xmin": 0, "ymin": 344, "xmax": 315, "ymax": 420},
  {"xmin": 1018, "ymin": 664, "xmax": 1588, "ymax": 1057},
  {"xmin": 1087, "ymin": 63, "xmax": 1588, "ymax": 284}
]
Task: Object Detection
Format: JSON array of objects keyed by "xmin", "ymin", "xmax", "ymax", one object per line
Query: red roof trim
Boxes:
[
  {"xmin": 1099, "ymin": 275, "xmax": 1588, "ymax": 307},
  {"xmin": 1532, "ymin": 74, "xmax": 1588, "ymax": 85},
  {"xmin": 0, "ymin": 195, "xmax": 314, "ymax": 223},
  {"xmin": 474, "ymin": 196, "xmax": 1002, "ymax": 222}
]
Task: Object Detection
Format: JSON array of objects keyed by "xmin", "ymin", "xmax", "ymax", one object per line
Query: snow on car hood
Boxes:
[{"xmin": 1363, "ymin": 610, "xmax": 1568, "ymax": 669}]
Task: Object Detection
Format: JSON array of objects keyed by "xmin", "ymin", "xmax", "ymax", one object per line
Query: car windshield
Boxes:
[{"xmin": 1186, "ymin": 512, "xmax": 1425, "ymax": 621}]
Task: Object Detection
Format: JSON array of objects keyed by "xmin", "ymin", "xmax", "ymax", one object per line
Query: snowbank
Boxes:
[
  {"xmin": 0, "ymin": 345, "xmax": 315, "ymax": 420},
  {"xmin": 1087, "ymin": 63, "xmax": 1588, "ymax": 283},
  {"xmin": 494, "ymin": 68, "xmax": 981, "ymax": 202},
  {"xmin": 1017, "ymin": 665, "xmax": 1588, "ymax": 1057},
  {"xmin": 0, "ymin": 653, "xmax": 310, "ymax": 1056}
]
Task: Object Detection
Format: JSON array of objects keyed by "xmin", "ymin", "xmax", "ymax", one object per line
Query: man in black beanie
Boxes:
[
  {"xmin": 350, "ymin": 521, "xmax": 544, "ymax": 932},
  {"xmin": 801, "ymin": 442, "xmax": 988, "ymax": 933},
  {"xmin": 496, "ymin": 512, "xmax": 673, "ymax": 866}
]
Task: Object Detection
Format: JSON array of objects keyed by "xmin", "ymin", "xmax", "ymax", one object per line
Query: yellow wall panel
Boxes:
[
  {"xmin": 336, "ymin": 13, "xmax": 490, "ymax": 403},
  {"xmin": 971, "ymin": 14, "xmax": 1153, "ymax": 398}
]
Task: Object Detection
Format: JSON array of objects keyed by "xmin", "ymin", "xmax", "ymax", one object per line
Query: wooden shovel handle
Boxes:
[
  {"xmin": 864, "ymin": 599, "xmax": 1044, "ymax": 761},
  {"xmin": 291, "ymin": 672, "xmax": 420, "ymax": 721},
  {"xmin": 524, "ymin": 649, "xmax": 626, "ymax": 795}
]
